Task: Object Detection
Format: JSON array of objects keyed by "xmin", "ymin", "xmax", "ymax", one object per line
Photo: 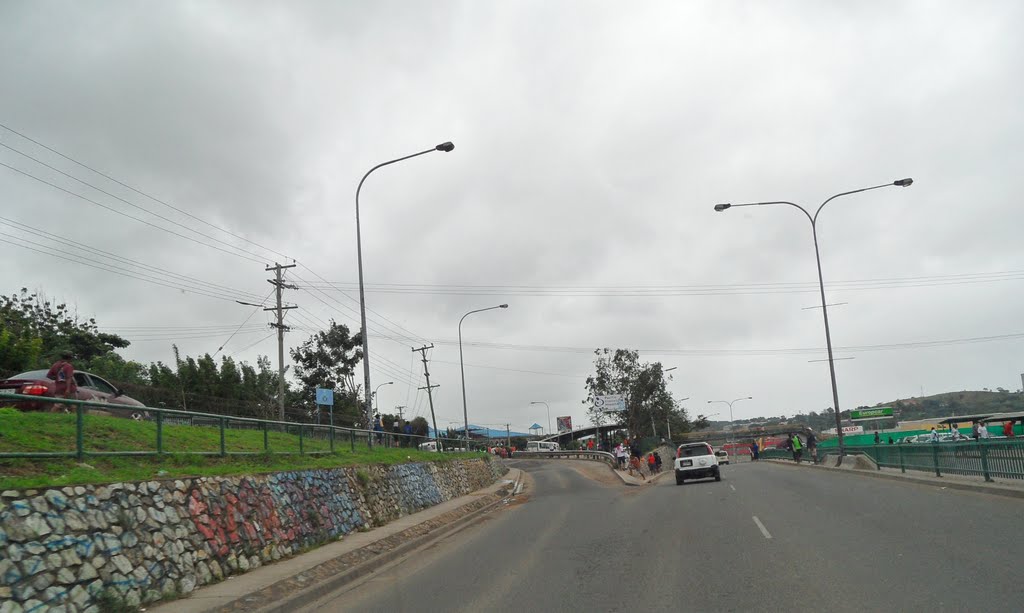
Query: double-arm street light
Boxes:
[
  {"xmin": 530, "ymin": 401, "xmax": 551, "ymax": 436},
  {"xmin": 355, "ymin": 142, "xmax": 455, "ymax": 443},
  {"xmin": 714, "ymin": 178, "xmax": 912, "ymax": 458},
  {"xmin": 708, "ymin": 397, "xmax": 752, "ymax": 442},
  {"xmin": 459, "ymin": 304, "xmax": 509, "ymax": 450}
]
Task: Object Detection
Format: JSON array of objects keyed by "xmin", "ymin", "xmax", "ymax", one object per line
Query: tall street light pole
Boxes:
[
  {"xmin": 714, "ymin": 178, "xmax": 912, "ymax": 459},
  {"xmin": 708, "ymin": 397, "xmax": 752, "ymax": 443},
  {"xmin": 459, "ymin": 304, "xmax": 509, "ymax": 450},
  {"xmin": 355, "ymin": 141, "xmax": 455, "ymax": 444},
  {"xmin": 373, "ymin": 381, "xmax": 393, "ymax": 416},
  {"xmin": 530, "ymin": 401, "xmax": 550, "ymax": 436}
]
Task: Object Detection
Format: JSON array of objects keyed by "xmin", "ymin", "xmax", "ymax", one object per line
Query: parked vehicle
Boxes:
[
  {"xmin": 715, "ymin": 449, "xmax": 730, "ymax": 465},
  {"xmin": 675, "ymin": 442, "xmax": 721, "ymax": 485},
  {"xmin": 0, "ymin": 369, "xmax": 147, "ymax": 420},
  {"xmin": 526, "ymin": 441, "xmax": 560, "ymax": 452}
]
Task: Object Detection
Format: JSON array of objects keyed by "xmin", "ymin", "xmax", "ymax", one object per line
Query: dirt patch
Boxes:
[{"xmin": 564, "ymin": 460, "xmax": 633, "ymax": 488}]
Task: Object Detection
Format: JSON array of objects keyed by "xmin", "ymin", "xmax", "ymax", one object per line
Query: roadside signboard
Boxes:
[
  {"xmin": 850, "ymin": 407, "xmax": 893, "ymax": 421},
  {"xmin": 824, "ymin": 425, "xmax": 865, "ymax": 435},
  {"xmin": 315, "ymin": 388, "xmax": 334, "ymax": 406},
  {"xmin": 594, "ymin": 394, "xmax": 626, "ymax": 413},
  {"xmin": 556, "ymin": 416, "xmax": 573, "ymax": 433}
]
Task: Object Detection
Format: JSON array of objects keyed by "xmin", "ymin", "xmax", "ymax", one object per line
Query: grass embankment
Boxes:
[{"xmin": 0, "ymin": 408, "xmax": 483, "ymax": 490}]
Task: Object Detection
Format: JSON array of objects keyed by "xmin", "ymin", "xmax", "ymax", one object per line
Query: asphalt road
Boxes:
[{"xmin": 299, "ymin": 459, "xmax": 1024, "ymax": 612}]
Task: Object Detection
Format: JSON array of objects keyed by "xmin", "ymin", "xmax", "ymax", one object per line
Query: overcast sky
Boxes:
[{"xmin": 2, "ymin": 0, "xmax": 1023, "ymax": 434}]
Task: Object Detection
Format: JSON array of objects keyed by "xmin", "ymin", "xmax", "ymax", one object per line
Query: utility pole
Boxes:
[
  {"xmin": 413, "ymin": 344, "xmax": 441, "ymax": 450},
  {"xmin": 395, "ymin": 405, "xmax": 406, "ymax": 420},
  {"xmin": 265, "ymin": 263, "xmax": 297, "ymax": 421},
  {"xmin": 506, "ymin": 424, "xmax": 511, "ymax": 448}
]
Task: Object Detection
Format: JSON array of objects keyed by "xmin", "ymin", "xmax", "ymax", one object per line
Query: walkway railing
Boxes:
[
  {"xmin": 763, "ymin": 439, "xmax": 1024, "ymax": 482},
  {"xmin": 512, "ymin": 450, "xmax": 616, "ymax": 468},
  {"xmin": 0, "ymin": 393, "xmax": 482, "ymax": 459}
]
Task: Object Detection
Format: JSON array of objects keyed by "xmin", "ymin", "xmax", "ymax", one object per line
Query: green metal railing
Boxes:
[
  {"xmin": 764, "ymin": 440, "xmax": 1024, "ymax": 482},
  {"xmin": 0, "ymin": 393, "xmax": 485, "ymax": 459}
]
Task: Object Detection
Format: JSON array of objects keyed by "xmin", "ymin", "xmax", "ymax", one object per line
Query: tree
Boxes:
[
  {"xmin": 583, "ymin": 348, "xmax": 688, "ymax": 439},
  {"xmin": 290, "ymin": 321, "xmax": 363, "ymax": 426}
]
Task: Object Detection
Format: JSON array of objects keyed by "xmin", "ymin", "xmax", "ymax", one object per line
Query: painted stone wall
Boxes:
[{"xmin": 0, "ymin": 457, "xmax": 506, "ymax": 613}]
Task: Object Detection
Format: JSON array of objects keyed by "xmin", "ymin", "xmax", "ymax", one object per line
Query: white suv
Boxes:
[{"xmin": 675, "ymin": 442, "xmax": 721, "ymax": 485}]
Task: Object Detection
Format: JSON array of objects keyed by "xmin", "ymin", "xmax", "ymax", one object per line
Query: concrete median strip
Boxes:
[{"xmin": 155, "ymin": 469, "xmax": 523, "ymax": 613}]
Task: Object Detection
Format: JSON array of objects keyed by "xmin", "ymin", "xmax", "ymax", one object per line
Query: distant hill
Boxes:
[{"xmin": 726, "ymin": 389, "xmax": 1024, "ymax": 432}]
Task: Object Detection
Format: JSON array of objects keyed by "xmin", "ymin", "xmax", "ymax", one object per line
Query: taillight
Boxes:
[{"xmin": 21, "ymin": 384, "xmax": 48, "ymax": 396}]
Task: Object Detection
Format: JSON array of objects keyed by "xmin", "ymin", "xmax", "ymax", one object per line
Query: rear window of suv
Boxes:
[{"xmin": 678, "ymin": 445, "xmax": 711, "ymax": 457}]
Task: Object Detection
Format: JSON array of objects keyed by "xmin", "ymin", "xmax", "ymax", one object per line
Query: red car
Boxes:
[{"xmin": 0, "ymin": 369, "xmax": 148, "ymax": 420}]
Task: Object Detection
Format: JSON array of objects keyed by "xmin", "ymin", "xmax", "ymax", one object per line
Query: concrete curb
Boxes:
[
  {"xmin": 763, "ymin": 459, "xmax": 1024, "ymax": 500},
  {"xmin": 241, "ymin": 469, "xmax": 524, "ymax": 613}
]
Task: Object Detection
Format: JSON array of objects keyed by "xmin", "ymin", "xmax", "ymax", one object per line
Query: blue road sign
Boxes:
[{"xmin": 315, "ymin": 388, "xmax": 334, "ymax": 406}]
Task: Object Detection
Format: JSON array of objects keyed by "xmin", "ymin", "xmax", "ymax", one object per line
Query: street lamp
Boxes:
[
  {"xmin": 459, "ymin": 304, "xmax": 509, "ymax": 451},
  {"xmin": 355, "ymin": 141, "xmax": 455, "ymax": 445},
  {"xmin": 708, "ymin": 397, "xmax": 752, "ymax": 442},
  {"xmin": 714, "ymin": 177, "xmax": 912, "ymax": 459},
  {"xmin": 530, "ymin": 401, "xmax": 551, "ymax": 436},
  {"xmin": 373, "ymin": 381, "xmax": 393, "ymax": 414}
]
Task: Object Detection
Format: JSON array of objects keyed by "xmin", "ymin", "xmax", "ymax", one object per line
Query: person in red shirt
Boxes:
[
  {"xmin": 647, "ymin": 452, "xmax": 657, "ymax": 474},
  {"xmin": 587, "ymin": 439, "xmax": 594, "ymax": 451},
  {"xmin": 46, "ymin": 351, "xmax": 78, "ymax": 410},
  {"xmin": 1004, "ymin": 421, "xmax": 1015, "ymax": 438}
]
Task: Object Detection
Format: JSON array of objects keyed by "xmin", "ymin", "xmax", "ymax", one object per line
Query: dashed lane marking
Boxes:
[{"xmin": 752, "ymin": 516, "xmax": 772, "ymax": 539}]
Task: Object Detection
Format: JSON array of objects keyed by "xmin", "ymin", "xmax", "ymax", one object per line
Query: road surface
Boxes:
[{"xmin": 299, "ymin": 459, "xmax": 1024, "ymax": 612}]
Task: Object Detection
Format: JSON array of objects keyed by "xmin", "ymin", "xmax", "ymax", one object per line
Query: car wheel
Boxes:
[
  {"xmin": 676, "ymin": 476, "xmax": 684, "ymax": 485},
  {"xmin": 714, "ymin": 472, "xmax": 722, "ymax": 482}
]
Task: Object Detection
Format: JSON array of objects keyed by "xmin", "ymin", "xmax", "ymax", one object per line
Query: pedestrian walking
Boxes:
[
  {"xmin": 874, "ymin": 431, "xmax": 881, "ymax": 445},
  {"xmin": 614, "ymin": 443, "xmax": 625, "ymax": 469},
  {"xmin": 751, "ymin": 440, "xmax": 760, "ymax": 461},
  {"xmin": 930, "ymin": 427, "xmax": 939, "ymax": 443},
  {"xmin": 654, "ymin": 451, "xmax": 662, "ymax": 472},
  {"xmin": 45, "ymin": 351, "xmax": 77, "ymax": 410},
  {"xmin": 403, "ymin": 421, "xmax": 413, "ymax": 448},
  {"xmin": 647, "ymin": 452, "xmax": 657, "ymax": 474},
  {"xmin": 628, "ymin": 455, "xmax": 647, "ymax": 481},
  {"xmin": 1003, "ymin": 420, "xmax": 1015, "ymax": 438},
  {"xmin": 791, "ymin": 434, "xmax": 803, "ymax": 463},
  {"xmin": 806, "ymin": 430, "xmax": 818, "ymax": 463},
  {"xmin": 888, "ymin": 436, "xmax": 894, "ymax": 445},
  {"xmin": 373, "ymin": 418, "xmax": 384, "ymax": 444},
  {"xmin": 980, "ymin": 423, "xmax": 991, "ymax": 440}
]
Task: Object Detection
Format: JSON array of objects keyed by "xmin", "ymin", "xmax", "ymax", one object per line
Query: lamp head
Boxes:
[
  {"xmin": 499, "ymin": 304, "xmax": 508, "ymax": 309},
  {"xmin": 714, "ymin": 203, "xmax": 732, "ymax": 212},
  {"xmin": 893, "ymin": 178, "xmax": 913, "ymax": 187},
  {"xmin": 436, "ymin": 142, "xmax": 455, "ymax": 152}
]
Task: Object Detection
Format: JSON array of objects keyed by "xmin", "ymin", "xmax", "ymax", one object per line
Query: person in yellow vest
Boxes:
[{"xmin": 791, "ymin": 433, "xmax": 803, "ymax": 464}]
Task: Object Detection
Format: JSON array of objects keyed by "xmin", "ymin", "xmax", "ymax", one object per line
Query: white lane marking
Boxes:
[
  {"xmin": 729, "ymin": 484, "xmax": 736, "ymax": 492},
  {"xmin": 752, "ymin": 516, "xmax": 772, "ymax": 539}
]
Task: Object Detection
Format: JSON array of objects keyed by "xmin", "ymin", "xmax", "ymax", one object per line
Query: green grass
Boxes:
[{"xmin": 0, "ymin": 408, "xmax": 485, "ymax": 490}]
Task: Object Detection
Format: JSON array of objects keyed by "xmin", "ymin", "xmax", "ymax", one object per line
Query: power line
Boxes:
[
  {"xmin": 0, "ymin": 160, "xmax": 268, "ymax": 264},
  {"xmin": 0, "ymin": 232, "xmax": 259, "ymax": 303},
  {"xmin": 0, "ymin": 122, "xmax": 291, "ymax": 262},
  {"xmin": 0, "ymin": 215, "xmax": 267, "ymax": 303}
]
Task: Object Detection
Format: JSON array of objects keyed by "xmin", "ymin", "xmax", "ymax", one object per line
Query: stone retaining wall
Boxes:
[{"xmin": 0, "ymin": 457, "xmax": 506, "ymax": 612}]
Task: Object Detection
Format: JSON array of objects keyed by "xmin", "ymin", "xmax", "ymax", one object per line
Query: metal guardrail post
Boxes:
[
  {"xmin": 263, "ymin": 421, "xmax": 269, "ymax": 452},
  {"xmin": 219, "ymin": 417, "xmax": 227, "ymax": 457},
  {"xmin": 932, "ymin": 444, "xmax": 941, "ymax": 477},
  {"xmin": 330, "ymin": 425, "xmax": 335, "ymax": 453},
  {"xmin": 898, "ymin": 444, "xmax": 905, "ymax": 473},
  {"xmin": 350, "ymin": 429, "xmax": 355, "ymax": 452},
  {"xmin": 979, "ymin": 440, "xmax": 992, "ymax": 482},
  {"xmin": 156, "ymin": 410, "xmax": 163, "ymax": 455},
  {"xmin": 75, "ymin": 403, "xmax": 85, "ymax": 461},
  {"xmin": 299, "ymin": 425, "xmax": 304, "ymax": 455}
]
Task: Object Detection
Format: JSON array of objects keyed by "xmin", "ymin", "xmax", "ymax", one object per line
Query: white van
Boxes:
[
  {"xmin": 526, "ymin": 441, "xmax": 560, "ymax": 452},
  {"xmin": 418, "ymin": 441, "xmax": 439, "ymax": 452}
]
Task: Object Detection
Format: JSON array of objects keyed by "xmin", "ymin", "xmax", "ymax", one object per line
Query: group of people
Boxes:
[
  {"xmin": 373, "ymin": 418, "xmax": 417, "ymax": 447},
  {"xmin": 782, "ymin": 430, "xmax": 817, "ymax": 464},
  {"xmin": 611, "ymin": 439, "xmax": 662, "ymax": 481}
]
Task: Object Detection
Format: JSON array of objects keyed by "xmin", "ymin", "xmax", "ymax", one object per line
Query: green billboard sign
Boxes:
[{"xmin": 850, "ymin": 407, "xmax": 893, "ymax": 421}]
